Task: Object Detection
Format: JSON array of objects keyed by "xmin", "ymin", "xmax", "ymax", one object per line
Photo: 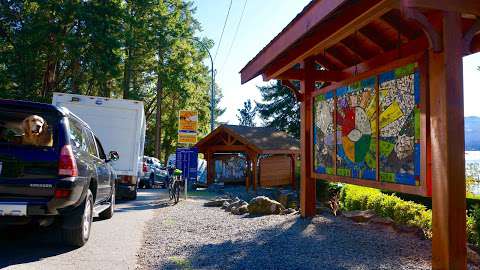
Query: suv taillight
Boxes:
[
  {"xmin": 58, "ymin": 145, "xmax": 78, "ymax": 176},
  {"xmin": 143, "ymin": 162, "xmax": 148, "ymax": 173}
]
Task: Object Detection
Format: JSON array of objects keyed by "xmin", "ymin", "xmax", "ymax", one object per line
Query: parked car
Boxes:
[
  {"xmin": 139, "ymin": 156, "xmax": 167, "ymax": 189},
  {"xmin": 0, "ymin": 99, "xmax": 118, "ymax": 247}
]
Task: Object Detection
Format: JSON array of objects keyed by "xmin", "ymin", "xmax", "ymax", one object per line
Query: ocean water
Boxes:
[{"xmin": 466, "ymin": 151, "xmax": 480, "ymax": 162}]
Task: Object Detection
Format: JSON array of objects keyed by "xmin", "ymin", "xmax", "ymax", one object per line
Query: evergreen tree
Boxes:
[
  {"xmin": 237, "ymin": 99, "xmax": 256, "ymax": 127},
  {"xmin": 256, "ymin": 81, "xmax": 300, "ymax": 138},
  {"xmin": 0, "ymin": 0, "xmax": 220, "ymax": 162}
]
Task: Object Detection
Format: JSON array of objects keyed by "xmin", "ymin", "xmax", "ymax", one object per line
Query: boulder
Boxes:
[
  {"xmin": 468, "ymin": 245, "xmax": 480, "ymax": 265},
  {"xmin": 232, "ymin": 204, "xmax": 249, "ymax": 215},
  {"xmin": 204, "ymin": 199, "xmax": 230, "ymax": 207},
  {"xmin": 226, "ymin": 200, "xmax": 246, "ymax": 212},
  {"xmin": 247, "ymin": 196, "xmax": 285, "ymax": 215},
  {"xmin": 277, "ymin": 193, "xmax": 288, "ymax": 208},
  {"xmin": 221, "ymin": 201, "xmax": 230, "ymax": 210},
  {"xmin": 343, "ymin": 210, "xmax": 376, "ymax": 223},
  {"xmin": 282, "ymin": 208, "xmax": 297, "ymax": 215},
  {"xmin": 370, "ymin": 216, "xmax": 394, "ymax": 226}
]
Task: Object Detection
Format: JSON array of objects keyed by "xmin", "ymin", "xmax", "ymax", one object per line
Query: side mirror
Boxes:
[{"xmin": 108, "ymin": 151, "xmax": 119, "ymax": 162}]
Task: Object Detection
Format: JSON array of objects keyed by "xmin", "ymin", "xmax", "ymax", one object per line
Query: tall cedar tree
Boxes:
[
  {"xmin": 237, "ymin": 99, "xmax": 256, "ymax": 127},
  {"xmin": 256, "ymin": 81, "xmax": 300, "ymax": 139}
]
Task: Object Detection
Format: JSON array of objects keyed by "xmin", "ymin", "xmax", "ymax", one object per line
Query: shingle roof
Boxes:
[{"xmin": 195, "ymin": 124, "xmax": 300, "ymax": 153}]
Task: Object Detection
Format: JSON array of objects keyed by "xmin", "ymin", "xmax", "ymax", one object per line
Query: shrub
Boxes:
[{"xmin": 339, "ymin": 184, "xmax": 480, "ymax": 246}]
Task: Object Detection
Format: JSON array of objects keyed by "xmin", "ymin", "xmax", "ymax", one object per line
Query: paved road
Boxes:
[{"xmin": 0, "ymin": 189, "xmax": 169, "ymax": 270}]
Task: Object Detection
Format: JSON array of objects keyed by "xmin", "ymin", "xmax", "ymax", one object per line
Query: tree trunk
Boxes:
[
  {"xmin": 123, "ymin": 48, "xmax": 130, "ymax": 99},
  {"xmin": 154, "ymin": 62, "xmax": 163, "ymax": 160}
]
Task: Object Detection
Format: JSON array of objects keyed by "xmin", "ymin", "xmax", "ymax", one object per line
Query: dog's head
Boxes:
[{"xmin": 22, "ymin": 115, "xmax": 46, "ymax": 136}]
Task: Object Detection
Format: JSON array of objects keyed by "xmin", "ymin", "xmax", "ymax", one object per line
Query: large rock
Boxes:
[
  {"xmin": 343, "ymin": 210, "xmax": 376, "ymax": 223},
  {"xmin": 370, "ymin": 216, "xmax": 394, "ymax": 226},
  {"xmin": 204, "ymin": 198, "xmax": 230, "ymax": 207},
  {"xmin": 468, "ymin": 245, "xmax": 480, "ymax": 265},
  {"xmin": 247, "ymin": 196, "xmax": 285, "ymax": 215},
  {"xmin": 226, "ymin": 200, "xmax": 246, "ymax": 212},
  {"xmin": 231, "ymin": 204, "xmax": 249, "ymax": 215}
]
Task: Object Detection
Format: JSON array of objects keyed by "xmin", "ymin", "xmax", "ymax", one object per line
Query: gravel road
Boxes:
[
  {"xmin": 0, "ymin": 189, "xmax": 167, "ymax": 270},
  {"xmin": 137, "ymin": 197, "xmax": 434, "ymax": 270}
]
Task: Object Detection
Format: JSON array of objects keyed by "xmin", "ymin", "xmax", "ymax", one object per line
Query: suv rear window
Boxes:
[{"xmin": 0, "ymin": 109, "xmax": 57, "ymax": 148}]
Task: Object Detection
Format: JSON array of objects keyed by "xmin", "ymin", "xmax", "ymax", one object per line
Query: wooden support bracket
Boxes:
[
  {"xmin": 402, "ymin": 8, "xmax": 443, "ymax": 52},
  {"xmin": 281, "ymin": 80, "xmax": 304, "ymax": 102},
  {"xmin": 463, "ymin": 18, "xmax": 480, "ymax": 55}
]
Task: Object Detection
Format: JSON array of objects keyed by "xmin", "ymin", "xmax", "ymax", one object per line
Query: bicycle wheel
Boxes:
[
  {"xmin": 169, "ymin": 182, "xmax": 174, "ymax": 200},
  {"xmin": 174, "ymin": 182, "xmax": 180, "ymax": 204}
]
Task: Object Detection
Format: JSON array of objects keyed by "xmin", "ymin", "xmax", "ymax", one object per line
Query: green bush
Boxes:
[{"xmin": 339, "ymin": 184, "xmax": 480, "ymax": 246}]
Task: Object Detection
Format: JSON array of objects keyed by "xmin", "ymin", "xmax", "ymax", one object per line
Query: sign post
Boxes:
[
  {"xmin": 176, "ymin": 147, "xmax": 198, "ymax": 200},
  {"xmin": 177, "ymin": 110, "xmax": 199, "ymax": 200}
]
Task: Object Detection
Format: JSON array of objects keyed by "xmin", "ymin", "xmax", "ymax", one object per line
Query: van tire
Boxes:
[
  {"xmin": 126, "ymin": 185, "xmax": 137, "ymax": 200},
  {"xmin": 99, "ymin": 186, "xmax": 115, "ymax": 220},
  {"xmin": 61, "ymin": 189, "xmax": 93, "ymax": 247}
]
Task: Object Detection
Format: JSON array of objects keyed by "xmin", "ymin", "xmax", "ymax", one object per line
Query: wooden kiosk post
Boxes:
[
  {"xmin": 300, "ymin": 58, "xmax": 317, "ymax": 217},
  {"xmin": 430, "ymin": 12, "xmax": 467, "ymax": 269}
]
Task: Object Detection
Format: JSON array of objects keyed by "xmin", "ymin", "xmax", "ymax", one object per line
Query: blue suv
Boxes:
[{"xmin": 0, "ymin": 99, "xmax": 118, "ymax": 247}]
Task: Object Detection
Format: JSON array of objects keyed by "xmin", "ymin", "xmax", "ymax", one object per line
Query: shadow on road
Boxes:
[{"xmin": 0, "ymin": 189, "xmax": 170, "ymax": 268}]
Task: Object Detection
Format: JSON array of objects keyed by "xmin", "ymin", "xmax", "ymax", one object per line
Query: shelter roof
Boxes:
[
  {"xmin": 195, "ymin": 124, "xmax": 300, "ymax": 154},
  {"xmin": 240, "ymin": 0, "xmax": 480, "ymax": 84}
]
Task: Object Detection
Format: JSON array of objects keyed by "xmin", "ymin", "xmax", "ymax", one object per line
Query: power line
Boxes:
[
  {"xmin": 220, "ymin": 0, "xmax": 248, "ymax": 75},
  {"xmin": 213, "ymin": 0, "xmax": 233, "ymax": 63}
]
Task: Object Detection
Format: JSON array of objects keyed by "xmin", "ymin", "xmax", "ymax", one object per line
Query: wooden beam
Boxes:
[
  {"xmin": 276, "ymin": 69, "xmax": 349, "ymax": 82},
  {"xmin": 402, "ymin": 0, "xmax": 480, "ymax": 16},
  {"xmin": 402, "ymin": 8, "xmax": 442, "ymax": 52},
  {"xmin": 242, "ymin": 0, "xmax": 397, "ymax": 84},
  {"xmin": 300, "ymin": 58, "xmax": 316, "ymax": 217},
  {"xmin": 463, "ymin": 19, "xmax": 480, "ymax": 54},
  {"xmin": 209, "ymin": 145, "xmax": 251, "ymax": 152},
  {"xmin": 262, "ymin": 149, "xmax": 301, "ymax": 155},
  {"xmin": 252, "ymin": 154, "xmax": 258, "ymax": 192},
  {"xmin": 312, "ymin": 54, "xmax": 341, "ymax": 71},
  {"xmin": 359, "ymin": 24, "xmax": 398, "ymax": 51},
  {"xmin": 380, "ymin": 10, "xmax": 423, "ymax": 40},
  {"xmin": 430, "ymin": 12, "xmax": 466, "ymax": 270},
  {"xmin": 206, "ymin": 151, "xmax": 214, "ymax": 185},
  {"xmin": 290, "ymin": 154, "xmax": 296, "ymax": 190}
]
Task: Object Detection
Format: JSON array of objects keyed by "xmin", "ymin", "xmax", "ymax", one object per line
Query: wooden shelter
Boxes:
[
  {"xmin": 240, "ymin": 1, "xmax": 480, "ymax": 269},
  {"xmin": 195, "ymin": 125, "xmax": 300, "ymax": 191}
]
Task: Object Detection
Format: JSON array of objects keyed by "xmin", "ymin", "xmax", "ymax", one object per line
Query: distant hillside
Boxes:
[{"xmin": 466, "ymin": 116, "xmax": 480, "ymax": 150}]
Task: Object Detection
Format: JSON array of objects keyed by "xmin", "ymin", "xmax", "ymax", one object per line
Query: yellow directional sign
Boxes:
[{"xmin": 178, "ymin": 110, "xmax": 198, "ymax": 144}]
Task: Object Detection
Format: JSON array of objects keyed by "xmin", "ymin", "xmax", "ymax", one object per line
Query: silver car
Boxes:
[{"xmin": 140, "ymin": 156, "xmax": 168, "ymax": 189}]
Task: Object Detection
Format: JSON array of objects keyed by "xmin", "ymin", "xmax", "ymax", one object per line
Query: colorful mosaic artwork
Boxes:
[
  {"xmin": 314, "ymin": 92, "xmax": 335, "ymax": 175},
  {"xmin": 313, "ymin": 63, "xmax": 421, "ymax": 187},
  {"xmin": 378, "ymin": 63, "xmax": 420, "ymax": 185},
  {"xmin": 336, "ymin": 77, "xmax": 377, "ymax": 179}
]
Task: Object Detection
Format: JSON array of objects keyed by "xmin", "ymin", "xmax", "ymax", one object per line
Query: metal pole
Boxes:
[{"xmin": 192, "ymin": 39, "xmax": 215, "ymax": 132}]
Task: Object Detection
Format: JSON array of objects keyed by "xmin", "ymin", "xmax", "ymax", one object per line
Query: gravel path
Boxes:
[{"xmin": 137, "ymin": 197, "xmax": 435, "ymax": 270}]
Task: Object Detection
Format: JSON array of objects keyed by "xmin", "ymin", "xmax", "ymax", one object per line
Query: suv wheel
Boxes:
[
  {"xmin": 99, "ymin": 185, "xmax": 115, "ymax": 220},
  {"xmin": 61, "ymin": 189, "xmax": 93, "ymax": 247}
]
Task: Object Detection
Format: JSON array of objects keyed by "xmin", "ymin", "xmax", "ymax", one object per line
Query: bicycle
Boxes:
[{"xmin": 168, "ymin": 169, "xmax": 183, "ymax": 204}]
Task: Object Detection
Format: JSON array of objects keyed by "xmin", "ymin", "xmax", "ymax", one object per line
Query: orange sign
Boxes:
[{"xmin": 178, "ymin": 110, "xmax": 198, "ymax": 144}]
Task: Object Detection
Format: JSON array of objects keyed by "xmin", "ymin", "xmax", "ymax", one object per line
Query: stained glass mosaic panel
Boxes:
[
  {"xmin": 378, "ymin": 63, "xmax": 420, "ymax": 186},
  {"xmin": 335, "ymin": 77, "xmax": 377, "ymax": 179}
]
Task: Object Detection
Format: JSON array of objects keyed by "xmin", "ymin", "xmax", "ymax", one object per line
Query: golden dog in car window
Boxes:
[{"xmin": 22, "ymin": 115, "xmax": 53, "ymax": 147}]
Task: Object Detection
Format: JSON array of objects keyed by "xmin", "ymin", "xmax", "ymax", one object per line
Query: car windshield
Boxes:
[{"xmin": 0, "ymin": 109, "xmax": 57, "ymax": 148}]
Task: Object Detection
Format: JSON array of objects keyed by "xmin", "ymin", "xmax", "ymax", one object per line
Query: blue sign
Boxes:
[{"xmin": 175, "ymin": 147, "xmax": 198, "ymax": 186}]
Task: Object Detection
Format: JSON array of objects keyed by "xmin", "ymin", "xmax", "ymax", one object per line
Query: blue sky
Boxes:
[{"xmin": 191, "ymin": 0, "xmax": 480, "ymax": 124}]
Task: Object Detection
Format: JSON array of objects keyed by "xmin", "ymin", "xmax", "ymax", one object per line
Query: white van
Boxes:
[{"xmin": 52, "ymin": 93, "xmax": 146, "ymax": 200}]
